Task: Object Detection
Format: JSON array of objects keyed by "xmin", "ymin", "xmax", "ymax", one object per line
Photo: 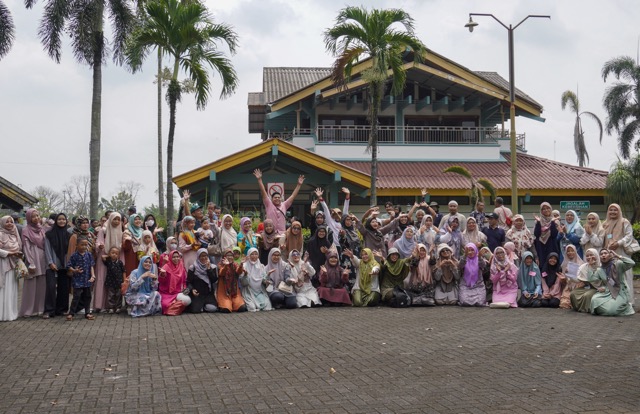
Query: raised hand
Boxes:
[
  {"xmin": 421, "ymin": 188, "xmax": 428, "ymax": 196},
  {"xmin": 183, "ymin": 189, "xmax": 191, "ymax": 200},
  {"xmin": 341, "ymin": 187, "xmax": 350, "ymax": 195},
  {"xmin": 298, "ymin": 175, "xmax": 306, "ymax": 185},
  {"xmin": 311, "ymin": 199, "xmax": 319, "ymax": 210},
  {"xmin": 314, "ymin": 188, "xmax": 324, "ymax": 198},
  {"xmin": 253, "ymin": 168, "xmax": 263, "ymax": 180}
]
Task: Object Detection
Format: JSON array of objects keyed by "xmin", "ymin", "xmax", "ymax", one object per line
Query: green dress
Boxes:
[
  {"xmin": 379, "ymin": 258, "xmax": 411, "ymax": 302},
  {"xmin": 589, "ymin": 257, "xmax": 635, "ymax": 316}
]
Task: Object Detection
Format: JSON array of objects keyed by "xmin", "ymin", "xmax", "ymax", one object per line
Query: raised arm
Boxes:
[
  {"xmin": 341, "ymin": 187, "xmax": 350, "ymax": 216},
  {"xmin": 253, "ymin": 169, "xmax": 270, "ymax": 202},
  {"xmin": 284, "ymin": 174, "xmax": 306, "ymax": 205}
]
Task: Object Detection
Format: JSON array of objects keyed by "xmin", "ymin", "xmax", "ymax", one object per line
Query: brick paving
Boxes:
[{"xmin": 1, "ymin": 296, "xmax": 639, "ymax": 413}]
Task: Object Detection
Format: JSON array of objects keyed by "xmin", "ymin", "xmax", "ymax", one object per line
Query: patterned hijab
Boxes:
[{"xmin": 506, "ymin": 214, "xmax": 533, "ymax": 254}]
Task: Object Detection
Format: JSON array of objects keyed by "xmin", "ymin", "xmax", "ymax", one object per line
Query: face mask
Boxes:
[
  {"xmin": 169, "ymin": 243, "xmax": 178, "ymax": 251},
  {"xmin": 145, "ymin": 220, "xmax": 155, "ymax": 228}
]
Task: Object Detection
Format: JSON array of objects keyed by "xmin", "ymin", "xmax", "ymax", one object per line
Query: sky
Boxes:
[{"xmin": 1, "ymin": 0, "xmax": 637, "ymax": 211}]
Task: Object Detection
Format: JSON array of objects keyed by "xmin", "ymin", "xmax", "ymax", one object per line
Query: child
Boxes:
[
  {"xmin": 136, "ymin": 230, "xmax": 160, "ymax": 264},
  {"xmin": 66, "ymin": 237, "xmax": 96, "ymax": 320},
  {"xmin": 195, "ymin": 218, "xmax": 214, "ymax": 249},
  {"xmin": 103, "ymin": 246, "xmax": 125, "ymax": 314}
]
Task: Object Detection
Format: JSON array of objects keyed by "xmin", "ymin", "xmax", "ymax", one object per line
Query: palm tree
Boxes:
[
  {"xmin": 606, "ymin": 155, "xmax": 640, "ymax": 223},
  {"xmin": 125, "ymin": 0, "xmax": 238, "ymax": 232},
  {"xmin": 560, "ymin": 90, "xmax": 603, "ymax": 167},
  {"xmin": 0, "ymin": 0, "xmax": 15, "ymax": 60},
  {"xmin": 602, "ymin": 56, "xmax": 640, "ymax": 159},
  {"xmin": 324, "ymin": 6, "xmax": 426, "ymax": 206},
  {"xmin": 25, "ymin": 0, "xmax": 136, "ymax": 219},
  {"xmin": 443, "ymin": 166, "xmax": 497, "ymax": 207}
]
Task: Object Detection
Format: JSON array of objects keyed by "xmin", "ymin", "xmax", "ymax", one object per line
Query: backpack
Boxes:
[{"xmin": 390, "ymin": 286, "xmax": 412, "ymax": 308}]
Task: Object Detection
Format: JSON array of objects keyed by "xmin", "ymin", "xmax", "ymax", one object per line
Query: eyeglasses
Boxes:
[{"xmin": 292, "ymin": 226, "xmax": 301, "ymax": 230}]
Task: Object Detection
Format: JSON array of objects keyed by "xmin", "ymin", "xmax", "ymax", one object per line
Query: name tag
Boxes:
[
  {"xmin": 529, "ymin": 271, "xmax": 537, "ymax": 276},
  {"xmin": 541, "ymin": 272, "xmax": 547, "ymax": 277},
  {"xmin": 607, "ymin": 234, "xmax": 613, "ymax": 239}
]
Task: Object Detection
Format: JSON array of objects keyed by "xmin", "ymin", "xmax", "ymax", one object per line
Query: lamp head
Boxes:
[{"xmin": 465, "ymin": 16, "xmax": 478, "ymax": 32}]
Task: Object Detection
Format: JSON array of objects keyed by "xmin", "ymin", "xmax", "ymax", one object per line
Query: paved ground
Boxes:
[{"xmin": 1, "ymin": 288, "xmax": 640, "ymax": 413}]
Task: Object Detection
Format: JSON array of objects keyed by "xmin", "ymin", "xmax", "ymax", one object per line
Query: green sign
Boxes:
[{"xmin": 560, "ymin": 201, "xmax": 590, "ymax": 210}]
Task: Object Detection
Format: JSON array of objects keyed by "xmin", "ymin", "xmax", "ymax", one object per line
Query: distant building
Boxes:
[{"xmin": 0, "ymin": 176, "xmax": 37, "ymax": 212}]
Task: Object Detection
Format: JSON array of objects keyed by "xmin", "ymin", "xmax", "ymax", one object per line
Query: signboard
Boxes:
[
  {"xmin": 560, "ymin": 201, "xmax": 590, "ymax": 211},
  {"xmin": 267, "ymin": 182, "xmax": 284, "ymax": 198}
]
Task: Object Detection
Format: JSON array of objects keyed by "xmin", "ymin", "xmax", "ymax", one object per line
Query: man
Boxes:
[
  {"xmin": 482, "ymin": 212, "xmax": 506, "ymax": 252},
  {"xmin": 190, "ymin": 204, "xmax": 204, "ymax": 230},
  {"xmin": 494, "ymin": 197, "xmax": 513, "ymax": 231},
  {"xmin": 470, "ymin": 201, "xmax": 487, "ymax": 231},
  {"xmin": 254, "ymin": 168, "xmax": 305, "ymax": 233},
  {"xmin": 127, "ymin": 206, "xmax": 137, "ymax": 217},
  {"xmin": 440, "ymin": 200, "xmax": 466, "ymax": 230},
  {"xmin": 428, "ymin": 201, "xmax": 443, "ymax": 228}
]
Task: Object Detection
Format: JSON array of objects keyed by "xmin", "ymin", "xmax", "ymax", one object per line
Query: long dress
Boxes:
[
  {"xmin": 589, "ymin": 257, "xmax": 635, "ymax": 316},
  {"xmin": 317, "ymin": 250, "xmax": 352, "ymax": 305},
  {"xmin": 158, "ymin": 259, "xmax": 189, "ymax": 315},
  {"xmin": 216, "ymin": 261, "xmax": 246, "ymax": 312},
  {"xmin": 0, "ymin": 248, "xmax": 19, "ymax": 321},
  {"xmin": 405, "ymin": 247, "xmax": 435, "ymax": 306},
  {"xmin": 20, "ymin": 213, "xmax": 47, "ymax": 317},
  {"xmin": 125, "ymin": 267, "xmax": 162, "ymax": 317},
  {"xmin": 290, "ymin": 258, "xmax": 320, "ymax": 308},
  {"xmin": 490, "ymin": 257, "xmax": 518, "ymax": 308},
  {"xmin": 351, "ymin": 253, "xmax": 381, "ymax": 307},
  {"xmin": 570, "ymin": 262, "xmax": 599, "ymax": 313},
  {"xmin": 241, "ymin": 255, "xmax": 272, "ymax": 311},
  {"xmin": 379, "ymin": 257, "xmax": 411, "ymax": 303},
  {"xmin": 457, "ymin": 256, "xmax": 487, "ymax": 307},
  {"xmin": 433, "ymin": 259, "xmax": 460, "ymax": 305},
  {"xmin": 94, "ymin": 221, "xmax": 125, "ymax": 312}
]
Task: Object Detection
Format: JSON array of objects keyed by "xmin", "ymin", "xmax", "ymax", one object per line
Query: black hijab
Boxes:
[
  {"xmin": 542, "ymin": 252, "xmax": 561, "ymax": 287},
  {"xmin": 45, "ymin": 213, "xmax": 70, "ymax": 262}
]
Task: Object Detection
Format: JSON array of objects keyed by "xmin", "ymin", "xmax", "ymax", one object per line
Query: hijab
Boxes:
[
  {"xmin": 166, "ymin": 236, "xmax": 178, "ymax": 251},
  {"xmin": 602, "ymin": 203, "xmax": 628, "ymax": 249},
  {"xmin": 561, "ymin": 244, "xmax": 584, "ymax": 273},
  {"xmin": 323, "ymin": 249, "xmax": 343, "ymax": 288},
  {"xmin": 443, "ymin": 216, "xmax": 462, "ymax": 257},
  {"xmin": 308, "ymin": 225, "xmax": 331, "ymax": 268},
  {"xmin": 506, "ymin": 214, "xmax": 533, "ymax": 255},
  {"xmin": 462, "ymin": 217, "xmax": 486, "ymax": 246},
  {"xmin": 364, "ymin": 217, "xmax": 384, "ymax": 242},
  {"xmin": 385, "ymin": 247, "xmax": 407, "ymax": 277},
  {"xmin": 435, "ymin": 243, "xmax": 457, "ymax": 284},
  {"xmin": 220, "ymin": 214, "xmax": 238, "ymax": 249},
  {"xmin": 564, "ymin": 210, "xmax": 584, "ymax": 236},
  {"xmin": 340, "ymin": 215, "xmax": 360, "ymax": 248},
  {"xmin": 542, "ymin": 252, "xmax": 561, "ymax": 287},
  {"xmin": 127, "ymin": 213, "xmax": 144, "ymax": 239},
  {"xmin": 409, "ymin": 243, "xmax": 432, "ymax": 285},
  {"xmin": 284, "ymin": 220, "xmax": 304, "ymax": 254},
  {"xmin": 462, "ymin": 242, "xmax": 480, "ymax": 287},
  {"xmin": 221, "ymin": 248, "xmax": 240, "ymax": 297},
  {"xmin": 73, "ymin": 216, "xmax": 95, "ymax": 249},
  {"xmin": 144, "ymin": 214, "xmax": 158, "ymax": 234},
  {"xmin": 104, "ymin": 212, "xmax": 124, "ymax": 253},
  {"xmin": 0, "ymin": 215, "xmax": 22, "ymax": 253},
  {"xmin": 132, "ymin": 256, "xmax": 154, "ymax": 295},
  {"xmin": 192, "ymin": 248, "xmax": 212, "ymax": 289},
  {"xmin": 503, "ymin": 242, "xmax": 518, "ymax": 265},
  {"xmin": 518, "ymin": 250, "xmax": 541, "ymax": 292},
  {"xmin": 585, "ymin": 212, "xmax": 605, "ymax": 238},
  {"xmin": 266, "ymin": 247, "xmax": 288, "ymax": 287},
  {"xmin": 393, "ymin": 226, "xmax": 416, "ymax": 258},
  {"xmin": 537, "ymin": 202, "xmax": 554, "ymax": 244},
  {"xmin": 162, "ymin": 251, "xmax": 186, "ymax": 293},
  {"xmin": 137, "ymin": 230, "xmax": 159, "ymax": 255},
  {"xmin": 243, "ymin": 247, "xmax": 265, "ymax": 291},
  {"xmin": 490, "ymin": 246, "xmax": 511, "ymax": 274},
  {"xmin": 357, "ymin": 248, "xmax": 376, "ymax": 294},
  {"xmin": 45, "ymin": 213, "xmax": 69, "ymax": 261},
  {"xmin": 259, "ymin": 218, "xmax": 278, "ymax": 249},
  {"xmin": 22, "ymin": 209, "xmax": 45, "ymax": 249},
  {"xmin": 181, "ymin": 216, "xmax": 197, "ymax": 246},
  {"xmin": 577, "ymin": 248, "xmax": 601, "ymax": 282}
]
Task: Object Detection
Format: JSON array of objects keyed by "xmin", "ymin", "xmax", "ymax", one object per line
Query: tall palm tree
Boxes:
[
  {"xmin": 125, "ymin": 0, "xmax": 238, "ymax": 232},
  {"xmin": 25, "ymin": 0, "xmax": 136, "ymax": 219},
  {"xmin": 606, "ymin": 155, "xmax": 640, "ymax": 223},
  {"xmin": 324, "ymin": 6, "xmax": 426, "ymax": 206},
  {"xmin": 443, "ymin": 166, "xmax": 497, "ymax": 207},
  {"xmin": 0, "ymin": 0, "xmax": 15, "ymax": 60},
  {"xmin": 602, "ymin": 56, "xmax": 640, "ymax": 159},
  {"xmin": 560, "ymin": 90, "xmax": 603, "ymax": 167}
]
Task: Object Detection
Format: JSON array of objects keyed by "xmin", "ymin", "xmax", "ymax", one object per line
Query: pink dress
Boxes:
[
  {"xmin": 159, "ymin": 261, "xmax": 187, "ymax": 315},
  {"xmin": 490, "ymin": 262, "xmax": 519, "ymax": 307}
]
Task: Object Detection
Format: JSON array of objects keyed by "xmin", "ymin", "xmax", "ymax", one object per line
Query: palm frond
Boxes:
[
  {"xmin": 560, "ymin": 90, "xmax": 579, "ymax": 113},
  {"xmin": 107, "ymin": 0, "xmax": 136, "ymax": 65},
  {"xmin": 602, "ymin": 56, "xmax": 638, "ymax": 83},
  {"xmin": 477, "ymin": 178, "xmax": 497, "ymax": 201},
  {"xmin": 580, "ymin": 111, "xmax": 604, "ymax": 144},
  {"xmin": 443, "ymin": 165, "xmax": 472, "ymax": 179},
  {"xmin": 0, "ymin": 0, "xmax": 15, "ymax": 59}
]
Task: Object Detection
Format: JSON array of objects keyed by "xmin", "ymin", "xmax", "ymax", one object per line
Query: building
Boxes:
[
  {"xmin": 0, "ymin": 176, "xmax": 37, "ymax": 212},
  {"xmin": 174, "ymin": 48, "xmax": 608, "ymax": 225}
]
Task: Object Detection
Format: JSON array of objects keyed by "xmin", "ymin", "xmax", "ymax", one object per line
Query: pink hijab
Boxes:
[
  {"xmin": 22, "ymin": 209, "xmax": 45, "ymax": 249},
  {"xmin": 0, "ymin": 215, "xmax": 22, "ymax": 253}
]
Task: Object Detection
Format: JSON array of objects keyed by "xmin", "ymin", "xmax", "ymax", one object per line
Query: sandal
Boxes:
[
  {"xmin": 42, "ymin": 314, "xmax": 50, "ymax": 319},
  {"xmin": 85, "ymin": 314, "xmax": 95, "ymax": 321},
  {"xmin": 66, "ymin": 314, "xmax": 73, "ymax": 321}
]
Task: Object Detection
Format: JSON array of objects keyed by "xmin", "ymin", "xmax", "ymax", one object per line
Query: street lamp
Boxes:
[{"xmin": 465, "ymin": 13, "xmax": 550, "ymax": 214}]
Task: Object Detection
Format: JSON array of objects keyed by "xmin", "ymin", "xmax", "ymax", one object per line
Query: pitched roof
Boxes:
[
  {"xmin": 0, "ymin": 176, "xmax": 38, "ymax": 211},
  {"xmin": 341, "ymin": 153, "xmax": 607, "ymax": 191},
  {"xmin": 247, "ymin": 92, "xmax": 264, "ymax": 106},
  {"xmin": 263, "ymin": 67, "xmax": 332, "ymax": 103},
  {"xmin": 474, "ymin": 71, "xmax": 541, "ymax": 108}
]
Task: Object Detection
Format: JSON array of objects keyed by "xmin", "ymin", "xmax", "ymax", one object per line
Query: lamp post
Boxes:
[{"xmin": 465, "ymin": 13, "xmax": 550, "ymax": 215}]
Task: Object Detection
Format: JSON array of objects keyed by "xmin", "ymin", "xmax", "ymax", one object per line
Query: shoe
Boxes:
[
  {"xmin": 114, "ymin": 309, "xmax": 122, "ymax": 314},
  {"xmin": 66, "ymin": 315, "xmax": 73, "ymax": 321},
  {"xmin": 42, "ymin": 314, "xmax": 50, "ymax": 319},
  {"xmin": 85, "ymin": 314, "xmax": 95, "ymax": 321},
  {"xmin": 77, "ymin": 309, "xmax": 85, "ymax": 315},
  {"xmin": 107, "ymin": 309, "xmax": 114, "ymax": 314}
]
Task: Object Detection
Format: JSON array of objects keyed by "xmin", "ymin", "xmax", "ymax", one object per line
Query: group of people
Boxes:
[{"xmin": 0, "ymin": 170, "xmax": 637, "ymax": 321}]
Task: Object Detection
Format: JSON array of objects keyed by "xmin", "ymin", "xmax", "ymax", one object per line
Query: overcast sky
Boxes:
[{"xmin": 1, "ymin": 0, "xmax": 637, "ymax": 210}]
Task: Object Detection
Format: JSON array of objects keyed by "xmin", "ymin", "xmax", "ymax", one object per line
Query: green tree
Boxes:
[
  {"xmin": 560, "ymin": 90, "xmax": 603, "ymax": 167},
  {"xmin": 25, "ymin": 0, "xmax": 136, "ymax": 219},
  {"xmin": 602, "ymin": 56, "xmax": 640, "ymax": 159},
  {"xmin": 99, "ymin": 190, "xmax": 136, "ymax": 213},
  {"xmin": 125, "ymin": 0, "xmax": 239, "ymax": 233},
  {"xmin": 443, "ymin": 166, "xmax": 497, "ymax": 207},
  {"xmin": 0, "ymin": 1, "xmax": 14, "ymax": 60},
  {"xmin": 606, "ymin": 155, "xmax": 640, "ymax": 223},
  {"xmin": 324, "ymin": 6, "xmax": 426, "ymax": 206}
]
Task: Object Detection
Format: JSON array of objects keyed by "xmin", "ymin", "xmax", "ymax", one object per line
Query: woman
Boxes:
[
  {"xmin": 158, "ymin": 250, "xmax": 191, "ymax": 315},
  {"xmin": 505, "ymin": 214, "xmax": 534, "ymax": 260},
  {"xmin": 589, "ymin": 249, "xmax": 635, "ymax": 316},
  {"xmin": 436, "ymin": 216, "xmax": 463, "ymax": 260},
  {"xmin": 143, "ymin": 213, "xmax": 165, "ymax": 252},
  {"xmin": 357, "ymin": 209, "xmax": 397, "ymax": 258},
  {"xmin": 123, "ymin": 213, "xmax": 144, "ymax": 276},
  {"xmin": 379, "ymin": 247, "xmax": 411, "ymax": 304},
  {"xmin": 432, "ymin": 243, "xmax": 460, "ymax": 305},
  {"xmin": 559, "ymin": 244, "xmax": 584, "ymax": 309},
  {"xmin": 44, "ymin": 213, "xmax": 71, "ymax": 318},
  {"xmin": 490, "ymin": 246, "xmax": 518, "ymax": 308},
  {"xmin": 406, "ymin": 243, "xmax": 435, "ymax": 306},
  {"xmin": 216, "ymin": 249, "xmax": 247, "ymax": 313},
  {"xmin": 317, "ymin": 250, "xmax": 352, "ymax": 306},
  {"xmin": 288, "ymin": 250, "xmax": 320, "ymax": 308},
  {"xmin": 186, "ymin": 248, "xmax": 219, "ymax": 313},
  {"xmin": 392, "ymin": 226, "xmax": 417, "ymax": 259},
  {"xmin": 256, "ymin": 218, "xmax": 279, "ymax": 265},
  {"xmin": 457, "ymin": 243, "xmax": 487, "ymax": 307},
  {"xmin": 557, "ymin": 210, "xmax": 584, "ymax": 261},
  {"xmin": 417, "ymin": 214, "xmax": 437, "ymax": 254},
  {"xmin": 570, "ymin": 248, "xmax": 600, "ymax": 313},
  {"xmin": 0, "ymin": 216, "xmax": 21, "ymax": 321},
  {"xmin": 350, "ymin": 248, "xmax": 381, "ymax": 307},
  {"xmin": 602, "ymin": 203, "xmax": 636, "ymax": 306},
  {"xmin": 94, "ymin": 212, "xmax": 124, "ymax": 313},
  {"xmin": 461, "ymin": 217, "xmax": 487, "ymax": 250},
  {"xmin": 533, "ymin": 202, "xmax": 560, "ymax": 267},
  {"xmin": 137, "ymin": 230, "xmax": 160, "ymax": 264},
  {"xmin": 237, "ymin": 217, "xmax": 257, "ymax": 255},
  {"xmin": 125, "ymin": 255, "xmax": 162, "ymax": 317},
  {"xmin": 159, "ymin": 236, "xmax": 178, "ymax": 268},
  {"xmin": 307, "ymin": 225, "xmax": 332, "ymax": 274},
  {"xmin": 19, "ymin": 209, "xmax": 47, "ymax": 317},
  {"xmin": 179, "ymin": 216, "xmax": 200, "ymax": 271},
  {"xmin": 240, "ymin": 248, "xmax": 272, "ymax": 311},
  {"xmin": 265, "ymin": 248, "xmax": 297, "ymax": 309},
  {"xmin": 67, "ymin": 216, "xmax": 95, "ymax": 260},
  {"xmin": 580, "ymin": 212, "xmax": 605, "ymax": 253},
  {"xmin": 282, "ymin": 220, "xmax": 304, "ymax": 260},
  {"xmin": 540, "ymin": 252, "xmax": 564, "ymax": 308},
  {"xmin": 517, "ymin": 251, "xmax": 542, "ymax": 308}
]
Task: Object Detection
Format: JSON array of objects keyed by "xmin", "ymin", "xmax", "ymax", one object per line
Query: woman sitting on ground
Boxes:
[
  {"xmin": 240, "ymin": 248, "xmax": 272, "ymax": 312},
  {"xmin": 489, "ymin": 247, "xmax": 518, "ymax": 308},
  {"xmin": 216, "ymin": 249, "xmax": 247, "ymax": 313},
  {"xmin": 186, "ymin": 248, "xmax": 218, "ymax": 313},
  {"xmin": 265, "ymin": 248, "xmax": 297, "ymax": 309},
  {"xmin": 457, "ymin": 243, "xmax": 487, "ymax": 307},
  {"xmin": 570, "ymin": 248, "xmax": 599, "ymax": 313},
  {"xmin": 349, "ymin": 248, "xmax": 381, "ymax": 307},
  {"xmin": 158, "ymin": 251, "xmax": 191, "ymax": 316},
  {"xmin": 289, "ymin": 250, "xmax": 320, "ymax": 308},
  {"xmin": 379, "ymin": 247, "xmax": 411, "ymax": 304},
  {"xmin": 517, "ymin": 251, "xmax": 542, "ymax": 308},
  {"xmin": 406, "ymin": 243, "xmax": 435, "ymax": 306},
  {"xmin": 559, "ymin": 245, "xmax": 584, "ymax": 309},
  {"xmin": 317, "ymin": 250, "xmax": 352, "ymax": 306},
  {"xmin": 588, "ymin": 249, "xmax": 635, "ymax": 316},
  {"xmin": 540, "ymin": 252, "xmax": 564, "ymax": 308},
  {"xmin": 126, "ymin": 255, "xmax": 162, "ymax": 317},
  {"xmin": 432, "ymin": 243, "xmax": 460, "ymax": 305}
]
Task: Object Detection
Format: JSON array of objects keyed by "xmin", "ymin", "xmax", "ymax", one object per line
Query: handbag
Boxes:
[
  {"xmin": 501, "ymin": 207, "xmax": 512, "ymax": 227},
  {"xmin": 13, "ymin": 258, "xmax": 29, "ymax": 280},
  {"xmin": 277, "ymin": 281, "xmax": 294, "ymax": 295},
  {"xmin": 624, "ymin": 238, "xmax": 640, "ymax": 255},
  {"xmin": 390, "ymin": 286, "xmax": 412, "ymax": 308}
]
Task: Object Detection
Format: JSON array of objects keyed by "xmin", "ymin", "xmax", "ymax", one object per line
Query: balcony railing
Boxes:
[{"xmin": 277, "ymin": 126, "xmax": 526, "ymax": 149}]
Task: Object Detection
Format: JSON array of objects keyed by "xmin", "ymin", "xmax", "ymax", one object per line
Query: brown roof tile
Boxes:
[
  {"xmin": 341, "ymin": 153, "xmax": 607, "ymax": 190},
  {"xmin": 262, "ymin": 67, "xmax": 332, "ymax": 103}
]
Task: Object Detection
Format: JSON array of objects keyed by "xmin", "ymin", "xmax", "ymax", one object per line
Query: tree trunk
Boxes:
[
  {"xmin": 157, "ymin": 47, "xmax": 165, "ymax": 218},
  {"xmin": 89, "ymin": 27, "xmax": 104, "ymax": 219},
  {"xmin": 368, "ymin": 81, "xmax": 382, "ymax": 206},
  {"xmin": 166, "ymin": 78, "xmax": 179, "ymax": 236}
]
